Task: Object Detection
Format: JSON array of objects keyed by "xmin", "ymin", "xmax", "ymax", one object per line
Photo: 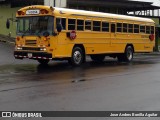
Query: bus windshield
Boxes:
[{"xmin": 17, "ymin": 16, "xmax": 54, "ymax": 36}]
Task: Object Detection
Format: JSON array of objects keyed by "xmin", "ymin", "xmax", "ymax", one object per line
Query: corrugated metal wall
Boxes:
[{"xmin": 44, "ymin": 0, "xmax": 66, "ymax": 7}]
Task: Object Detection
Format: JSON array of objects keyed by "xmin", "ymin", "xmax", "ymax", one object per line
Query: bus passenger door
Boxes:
[
  {"xmin": 110, "ymin": 23, "xmax": 116, "ymax": 52},
  {"xmin": 54, "ymin": 18, "xmax": 68, "ymax": 57}
]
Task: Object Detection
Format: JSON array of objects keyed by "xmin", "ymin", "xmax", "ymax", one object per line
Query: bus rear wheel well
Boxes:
[
  {"xmin": 73, "ymin": 44, "xmax": 85, "ymax": 54},
  {"xmin": 126, "ymin": 44, "xmax": 134, "ymax": 53}
]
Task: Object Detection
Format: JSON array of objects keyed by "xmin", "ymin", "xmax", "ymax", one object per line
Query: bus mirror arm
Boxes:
[
  {"xmin": 6, "ymin": 18, "xmax": 17, "ymax": 29},
  {"xmin": 56, "ymin": 23, "xmax": 62, "ymax": 33}
]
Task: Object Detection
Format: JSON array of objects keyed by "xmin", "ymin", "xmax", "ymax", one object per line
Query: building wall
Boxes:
[
  {"xmin": 0, "ymin": 0, "xmax": 159, "ymax": 37},
  {"xmin": 0, "ymin": 5, "xmax": 19, "ymax": 37},
  {"xmin": 152, "ymin": 18, "xmax": 159, "ymax": 26}
]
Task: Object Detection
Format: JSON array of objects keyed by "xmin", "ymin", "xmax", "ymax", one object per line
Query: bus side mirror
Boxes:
[
  {"xmin": 6, "ymin": 19, "xmax": 10, "ymax": 29},
  {"xmin": 57, "ymin": 23, "xmax": 62, "ymax": 33}
]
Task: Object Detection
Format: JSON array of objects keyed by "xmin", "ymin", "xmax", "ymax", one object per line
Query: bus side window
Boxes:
[
  {"xmin": 151, "ymin": 26, "xmax": 154, "ymax": 34},
  {"xmin": 77, "ymin": 19, "xmax": 84, "ymax": 31},
  {"xmin": 140, "ymin": 25, "xmax": 145, "ymax": 33},
  {"xmin": 93, "ymin": 21, "xmax": 101, "ymax": 31},
  {"xmin": 134, "ymin": 24, "xmax": 139, "ymax": 33},
  {"xmin": 61, "ymin": 18, "xmax": 66, "ymax": 30},
  {"xmin": 102, "ymin": 22, "xmax": 109, "ymax": 32},
  {"xmin": 85, "ymin": 20, "xmax": 91, "ymax": 30},
  {"xmin": 111, "ymin": 23, "xmax": 116, "ymax": 33},
  {"xmin": 146, "ymin": 26, "xmax": 151, "ymax": 34},
  {"xmin": 123, "ymin": 23, "xmax": 127, "ymax": 33},
  {"xmin": 128, "ymin": 24, "xmax": 133, "ymax": 33},
  {"xmin": 68, "ymin": 19, "xmax": 76, "ymax": 30},
  {"xmin": 117, "ymin": 23, "xmax": 122, "ymax": 32}
]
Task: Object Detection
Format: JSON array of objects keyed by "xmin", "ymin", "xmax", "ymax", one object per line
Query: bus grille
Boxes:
[
  {"xmin": 25, "ymin": 40, "xmax": 37, "ymax": 46},
  {"xmin": 22, "ymin": 47, "xmax": 40, "ymax": 51}
]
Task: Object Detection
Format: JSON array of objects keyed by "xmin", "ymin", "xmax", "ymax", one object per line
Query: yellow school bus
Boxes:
[{"xmin": 8, "ymin": 5, "xmax": 155, "ymax": 66}]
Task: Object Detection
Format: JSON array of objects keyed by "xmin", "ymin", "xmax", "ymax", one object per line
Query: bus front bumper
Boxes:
[{"xmin": 14, "ymin": 51, "xmax": 52, "ymax": 60}]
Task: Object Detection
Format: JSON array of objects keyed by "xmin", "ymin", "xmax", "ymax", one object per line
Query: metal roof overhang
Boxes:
[{"xmin": 67, "ymin": 0, "xmax": 160, "ymax": 11}]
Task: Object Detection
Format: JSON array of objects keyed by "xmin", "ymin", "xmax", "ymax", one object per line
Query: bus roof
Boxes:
[
  {"xmin": 54, "ymin": 7, "xmax": 154, "ymax": 23},
  {"xmin": 18, "ymin": 5, "xmax": 154, "ymax": 23}
]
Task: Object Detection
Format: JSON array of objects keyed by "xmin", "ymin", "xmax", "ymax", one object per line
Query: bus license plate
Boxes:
[{"xmin": 28, "ymin": 53, "xmax": 32, "ymax": 58}]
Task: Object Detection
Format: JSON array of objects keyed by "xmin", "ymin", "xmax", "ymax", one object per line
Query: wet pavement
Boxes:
[{"xmin": 1, "ymin": 42, "xmax": 160, "ymax": 120}]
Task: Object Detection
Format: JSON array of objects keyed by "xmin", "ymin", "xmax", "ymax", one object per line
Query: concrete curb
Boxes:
[
  {"xmin": 0, "ymin": 39, "xmax": 15, "ymax": 44},
  {"xmin": 0, "ymin": 34, "xmax": 15, "ymax": 44},
  {"xmin": 135, "ymin": 52, "xmax": 160, "ymax": 56}
]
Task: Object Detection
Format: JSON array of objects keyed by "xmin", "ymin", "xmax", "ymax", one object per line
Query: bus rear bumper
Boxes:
[{"xmin": 14, "ymin": 51, "xmax": 52, "ymax": 60}]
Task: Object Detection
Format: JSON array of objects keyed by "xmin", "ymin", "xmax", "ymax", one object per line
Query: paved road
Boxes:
[{"xmin": 0, "ymin": 42, "xmax": 160, "ymax": 120}]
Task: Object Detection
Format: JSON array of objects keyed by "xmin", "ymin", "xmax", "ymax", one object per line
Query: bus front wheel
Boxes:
[
  {"xmin": 68, "ymin": 47, "xmax": 84, "ymax": 66},
  {"xmin": 37, "ymin": 59, "xmax": 49, "ymax": 65}
]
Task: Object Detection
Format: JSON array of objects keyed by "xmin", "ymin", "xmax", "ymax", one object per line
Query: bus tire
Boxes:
[
  {"xmin": 124, "ymin": 46, "xmax": 133, "ymax": 62},
  {"xmin": 37, "ymin": 59, "xmax": 49, "ymax": 65},
  {"xmin": 90, "ymin": 55, "xmax": 105, "ymax": 62},
  {"xmin": 117, "ymin": 46, "xmax": 133, "ymax": 62},
  {"xmin": 68, "ymin": 47, "xmax": 84, "ymax": 66}
]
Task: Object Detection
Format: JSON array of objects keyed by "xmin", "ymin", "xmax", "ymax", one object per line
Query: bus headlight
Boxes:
[
  {"xmin": 16, "ymin": 47, "xmax": 22, "ymax": 50},
  {"xmin": 40, "ymin": 48, "xmax": 47, "ymax": 51}
]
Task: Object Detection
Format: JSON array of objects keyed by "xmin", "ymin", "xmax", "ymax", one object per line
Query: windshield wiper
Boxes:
[
  {"xmin": 22, "ymin": 27, "xmax": 30, "ymax": 38},
  {"xmin": 36, "ymin": 31, "xmax": 41, "ymax": 38}
]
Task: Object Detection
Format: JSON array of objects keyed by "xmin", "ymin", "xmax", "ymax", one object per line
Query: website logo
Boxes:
[{"xmin": 2, "ymin": 112, "xmax": 11, "ymax": 117}]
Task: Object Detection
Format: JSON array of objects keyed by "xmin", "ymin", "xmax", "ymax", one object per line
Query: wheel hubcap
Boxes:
[
  {"xmin": 127, "ymin": 49, "xmax": 133, "ymax": 61},
  {"xmin": 73, "ymin": 51, "xmax": 82, "ymax": 64}
]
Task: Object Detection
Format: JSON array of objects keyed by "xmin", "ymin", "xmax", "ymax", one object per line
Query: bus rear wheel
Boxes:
[
  {"xmin": 124, "ymin": 46, "xmax": 133, "ymax": 62},
  {"xmin": 37, "ymin": 59, "xmax": 49, "ymax": 65},
  {"xmin": 68, "ymin": 47, "xmax": 84, "ymax": 66},
  {"xmin": 90, "ymin": 55, "xmax": 105, "ymax": 62},
  {"xmin": 117, "ymin": 46, "xmax": 133, "ymax": 62}
]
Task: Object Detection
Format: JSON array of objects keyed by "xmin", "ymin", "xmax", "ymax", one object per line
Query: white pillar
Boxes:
[{"xmin": 44, "ymin": 0, "xmax": 67, "ymax": 7}]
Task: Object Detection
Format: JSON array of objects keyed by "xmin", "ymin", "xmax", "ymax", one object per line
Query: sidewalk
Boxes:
[
  {"xmin": 142, "ymin": 52, "xmax": 160, "ymax": 55},
  {"xmin": 0, "ymin": 34, "xmax": 15, "ymax": 44}
]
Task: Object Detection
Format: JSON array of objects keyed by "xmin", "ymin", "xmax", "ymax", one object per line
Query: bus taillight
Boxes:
[
  {"xmin": 149, "ymin": 34, "xmax": 154, "ymax": 41},
  {"xmin": 40, "ymin": 9, "xmax": 49, "ymax": 14}
]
